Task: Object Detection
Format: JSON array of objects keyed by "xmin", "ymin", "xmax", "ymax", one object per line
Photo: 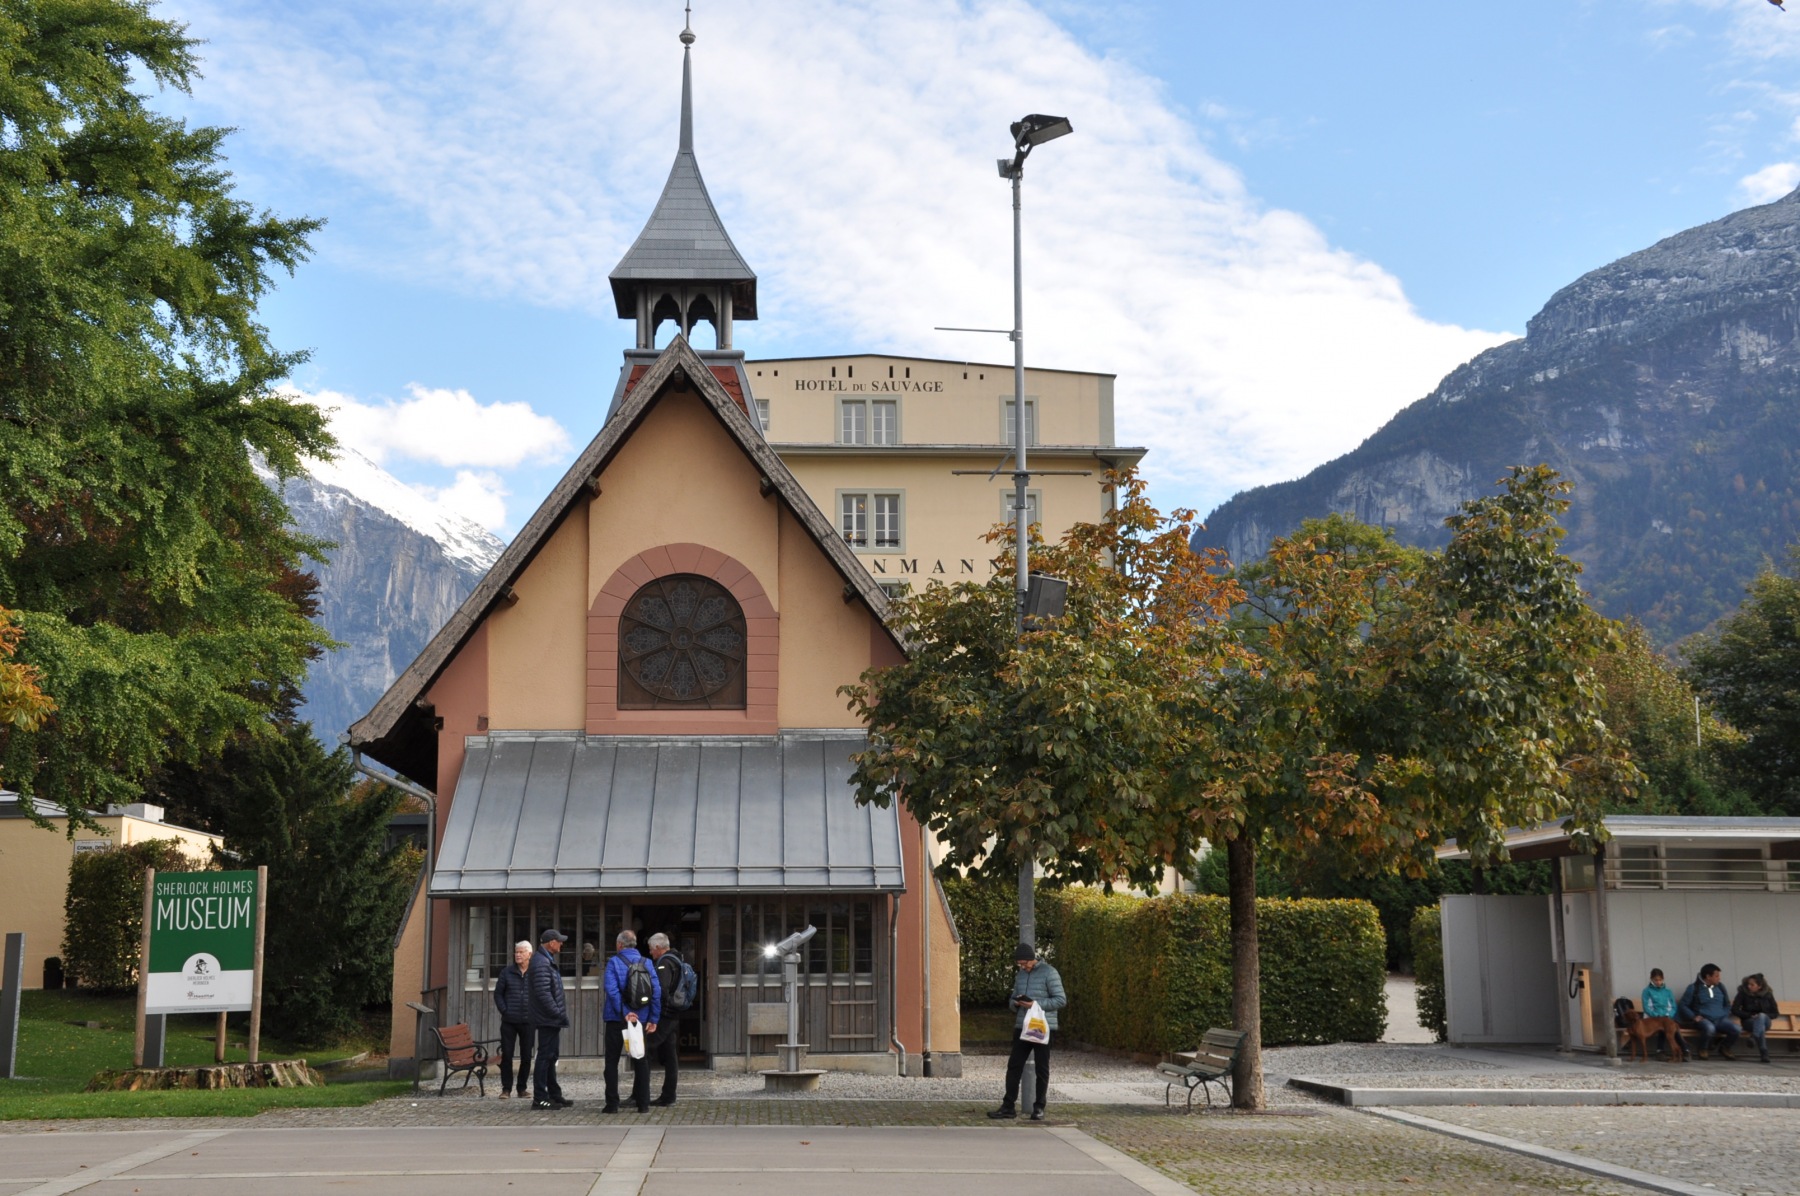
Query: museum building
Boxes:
[{"xmin": 349, "ymin": 25, "xmax": 964, "ymax": 1077}]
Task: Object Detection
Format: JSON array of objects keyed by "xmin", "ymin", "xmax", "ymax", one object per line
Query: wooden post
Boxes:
[
  {"xmin": 133, "ymin": 867, "xmax": 155, "ymax": 1069},
  {"xmin": 216, "ymin": 1010, "xmax": 228, "ymax": 1063},
  {"xmin": 248, "ymin": 864, "xmax": 267, "ymax": 1063}
]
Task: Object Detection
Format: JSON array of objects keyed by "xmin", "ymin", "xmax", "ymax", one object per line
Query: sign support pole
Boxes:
[
  {"xmin": 133, "ymin": 867, "xmax": 155, "ymax": 1068},
  {"xmin": 215, "ymin": 1011, "xmax": 228, "ymax": 1063},
  {"xmin": 1, "ymin": 932, "xmax": 23, "ymax": 1079},
  {"xmin": 248, "ymin": 864, "xmax": 267, "ymax": 1063}
]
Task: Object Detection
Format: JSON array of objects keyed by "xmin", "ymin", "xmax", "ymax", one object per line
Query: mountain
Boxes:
[
  {"xmin": 1197, "ymin": 189, "xmax": 1800, "ymax": 643},
  {"xmin": 259, "ymin": 450, "xmax": 505, "ymax": 742}
]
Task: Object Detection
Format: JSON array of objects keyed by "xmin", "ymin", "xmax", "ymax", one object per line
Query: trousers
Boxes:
[
  {"xmin": 604, "ymin": 1020, "xmax": 650, "ymax": 1111},
  {"xmin": 498, "ymin": 1020, "xmax": 533, "ymax": 1094},
  {"xmin": 532, "ymin": 1026, "xmax": 563, "ymax": 1104},
  {"xmin": 1002, "ymin": 1030, "xmax": 1051, "ymax": 1111}
]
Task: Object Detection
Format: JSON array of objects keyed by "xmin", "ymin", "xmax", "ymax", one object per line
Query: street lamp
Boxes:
[{"xmin": 994, "ymin": 113, "xmax": 1070, "ymax": 959}]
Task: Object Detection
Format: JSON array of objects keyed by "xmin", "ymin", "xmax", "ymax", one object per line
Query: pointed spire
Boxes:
[{"xmin": 679, "ymin": 5, "xmax": 695, "ymax": 153}]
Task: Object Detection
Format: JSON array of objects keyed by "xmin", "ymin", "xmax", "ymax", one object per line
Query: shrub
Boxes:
[
  {"xmin": 1411, "ymin": 904, "xmax": 1447, "ymax": 1041},
  {"xmin": 1041, "ymin": 889, "xmax": 1386, "ymax": 1051},
  {"xmin": 941, "ymin": 872, "xmax": 1063, "ymax": 1007},
  {"xmin": 63, "ymin": 838, "xmax": 206, "ymax": 990}
]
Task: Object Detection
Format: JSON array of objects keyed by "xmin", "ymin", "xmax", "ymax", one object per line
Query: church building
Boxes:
[{"xmin": 350, "ymin": 20, "xmax": 963, "ymax": 1078}]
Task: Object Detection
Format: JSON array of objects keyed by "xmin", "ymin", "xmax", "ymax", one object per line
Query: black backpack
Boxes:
[
  {"xmin": 625, "ymin": 956, "xmax": 655, "ymax": 1011},
  {"xmin": 663, "ymin": 952, "xmax": 698, "ymax": 1013}
]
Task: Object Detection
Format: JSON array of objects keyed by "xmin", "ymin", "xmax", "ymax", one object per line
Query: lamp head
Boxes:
[{"xmin": 1011, "ymin": 114, "xmax": 1073, "ymax": 149}]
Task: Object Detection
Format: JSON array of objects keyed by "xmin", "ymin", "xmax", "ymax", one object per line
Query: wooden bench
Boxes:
[
  {"xmin": 1155, "ymin": 1028, "xmax": 1248, "ymax": 1111},
  {"xmin": 1615, "ymin": 997, "xmax": 1800, "ymax": 1058},
  {"xmin": 430, "ymin": 1023, "xmax": 498, "ymax": 1097}
]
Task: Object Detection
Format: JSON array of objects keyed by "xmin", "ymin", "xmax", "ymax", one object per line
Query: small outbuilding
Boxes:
[{"xmin": 1436, "ymin": 816, "xmax": 1800, "ymax": 1052}]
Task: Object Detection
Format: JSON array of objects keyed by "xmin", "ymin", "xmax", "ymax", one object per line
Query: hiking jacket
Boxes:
[
  {"xmin": 493, "ymin": 961, "xmax": 532, "ymax": 1024},
  {"xmin": 1679, "ymin": 979, "xmax": 1731, "ymax": 1024},
  {"xmin": 603, "ymin": 947, "xmax": 662, "ymax": 1025},
  {"xmin": 648, "ymin": 950, "xmax": 686, "ymax": 1045},
  {"xmin": 1640, "ymin": 983, "xmax": 1676, "ymax": 1019},
  {"xmin": 1733, "ymin": 976, "xmax": 1778, "ymax": 1021},
  {"xmin": 1009, "ymin": 961, "xmax": 1067, "ymax": 1031},
  {"xmin": 527, "ymin": 948, "xmax": 568, "ymax": 1028}
]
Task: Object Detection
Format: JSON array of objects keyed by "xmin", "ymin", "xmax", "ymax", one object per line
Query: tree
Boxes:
[
  {"xmin": 1684, "ymin": 547, "xmax": 1800, "ymax": 814},
  {"xmin": 843, "ymin": 474, "xmax": 1240, "ymax": 890},
  {"xmin": 1182, "ymin": 468, "xmax": 1633, "ymax": 1107},
  {"xmin": 0, "ymin": 606, "xmax": 53, "ymax": 749},
  {"xmin": 166, "ymin": 723, "xmax": 417, "ymax": 1043},
  {"xmin": 62, "ymin": 837, "xmax": 201, "ymax": 990},
  {"xmin": 0, "ymin": 0, "xmax": 331, "ymax": 823}
]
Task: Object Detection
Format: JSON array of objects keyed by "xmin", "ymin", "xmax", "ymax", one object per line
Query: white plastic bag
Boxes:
[
  {"xmin": 1020, "ymin": 1000, "xmax": 1050, "ymax": 1045},
  {"xmin": 625, "ymin": 1020, "xmax": 646, "ymax": 1060}
]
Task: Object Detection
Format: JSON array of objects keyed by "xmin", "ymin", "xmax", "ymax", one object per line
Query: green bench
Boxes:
[{"xmin": 1155, "ymin": 1027, "xmax": 1248, "ymax": 1111}]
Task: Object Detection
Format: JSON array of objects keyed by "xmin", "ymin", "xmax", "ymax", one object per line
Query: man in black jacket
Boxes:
[
  {"xmin": 646, "ymin": 933, "xmax": 685, "ymax": 1107},
  {"xmin": 528, "ymin": 929, "xmax": 571, "ymax": 1109},
  {"xmin": 491, "ymin": 940, "xmax": 534, "ymax": 1098}
]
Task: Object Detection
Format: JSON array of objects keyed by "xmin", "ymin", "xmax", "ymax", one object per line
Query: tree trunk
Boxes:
[{"xmin": 1227, "ymin": 835, "xmax": 1263, "ymax": 1110}]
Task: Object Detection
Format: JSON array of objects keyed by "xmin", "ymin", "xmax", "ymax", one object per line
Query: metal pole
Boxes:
[
  {"xmin": 1009, "ymin": 158, "xmax": 1039, "ymax": 1110},
  {"xmin": 1, "ymin": 932, "xmax": 22, "ymax": 1079}
]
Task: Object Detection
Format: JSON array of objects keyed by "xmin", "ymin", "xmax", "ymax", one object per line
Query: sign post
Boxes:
[
  {"xmin": 135, "ymin": 868, "xmax": 264, "ymax": 1070},
  {"xmin": 1, "ymin": 932, "xmax": 22, "ymax": 1079}
]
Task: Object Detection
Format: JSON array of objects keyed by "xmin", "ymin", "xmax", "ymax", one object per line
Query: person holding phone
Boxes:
[{"xmin": 988, "ymin": 942, "xmax": 1066, "ymax": 1122}]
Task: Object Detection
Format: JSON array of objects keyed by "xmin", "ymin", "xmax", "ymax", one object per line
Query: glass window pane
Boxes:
[
  {"xmin": 755, "ymin": 399, "xmax": 770, "ymax": 433},
  {"xmin": 839, "ymin": 400, "xmax": 866, "ymax": 444},
  {"xmin": 720, "ymin": 900, "xmax": 737, "ymax": 976},
  {"xmin": 874, "ymin": 494, "xmax": 900, "ymax": 549},
  {"xmin": 853, "ymin": 901, "xmax": 873, "ymax": 974},
  {"xmin": 840, "ymin": 494, "xmax": 867, "ymax": 546},
  {"xmin": 872, "ymin": 401, "xmax": 897, "ymax": 445}
]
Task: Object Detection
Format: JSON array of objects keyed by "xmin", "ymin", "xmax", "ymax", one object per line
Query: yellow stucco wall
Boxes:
[
  {"xmin": 486, "ymin": 501, "xmax": 590, "ymax": 731},
  {"xmin": 389, "ymin": 874, "xmax": 427, "ymax": 1062},
  {"xmin": 774, "ymin": 504, "xmax": 878, "ymax": 728},
  {"xmin": 0, "ymin": 814, "xmax": 218, "ymax": 989},
  {"xmin": 928, "ymin": 878, "xmax": 962, "ymax": 1054}
]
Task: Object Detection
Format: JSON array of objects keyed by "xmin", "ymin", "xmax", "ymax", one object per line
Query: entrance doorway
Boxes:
[{"xmin": 630, "ymin": 903, "xmax": 709, "ymax": 1065}]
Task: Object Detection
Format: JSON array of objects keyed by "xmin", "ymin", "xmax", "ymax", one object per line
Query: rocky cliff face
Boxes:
[
  {"xmin": 264, "ymin": 451, "xmax": 504, "ymax": 741},
  {"xmin": 1197, "ymin": 189, "xmax": 1800, "ymax": 643}
]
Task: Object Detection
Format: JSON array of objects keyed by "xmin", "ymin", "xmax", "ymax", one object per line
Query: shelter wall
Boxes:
[
  {"xmin": 1442, "ymin": 894, "xmax": 1560, "ymax": 1045},
  {"xmin": 1605, "ymin": 890, "xmax": 1800, "ymax": 1003}
]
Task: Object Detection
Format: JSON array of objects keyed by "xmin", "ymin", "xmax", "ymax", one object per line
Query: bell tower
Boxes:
[{"xmin": 608, "ymin": 13, "xmax": 757, "ymax": 351}]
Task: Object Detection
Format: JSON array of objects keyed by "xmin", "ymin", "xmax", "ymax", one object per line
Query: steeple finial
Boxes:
[{"xmin": 678, "ymin": 4, "xmax": 695, "ymax": 152}]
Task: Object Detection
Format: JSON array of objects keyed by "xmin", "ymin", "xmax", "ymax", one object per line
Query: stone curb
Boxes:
[
  {"xmin": 1364, "ymin": 1108, "xmax": 1720, "ymax": 1196},
  {"xmin": 1289, "ymin": 1076, "xmax": 1800, "ymax": 1108}
]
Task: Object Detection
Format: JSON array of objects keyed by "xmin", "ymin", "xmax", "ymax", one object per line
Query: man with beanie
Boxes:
[{"xmin": 989, "ymin": 942, "xmax": 1066, "ymax": 1122}]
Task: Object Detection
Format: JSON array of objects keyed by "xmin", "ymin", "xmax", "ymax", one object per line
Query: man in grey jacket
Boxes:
[{"xmin": 989, "ymin": 942, "xmax": 1066, "ymax": 1122}]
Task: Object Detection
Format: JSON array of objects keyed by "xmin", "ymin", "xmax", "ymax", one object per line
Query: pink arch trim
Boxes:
[{"xmin": 586, "ymin": 543, "xmax": 778, "ymax": 735}]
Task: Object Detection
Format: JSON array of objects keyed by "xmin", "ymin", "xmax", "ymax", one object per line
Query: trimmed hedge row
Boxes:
[
  {"xmin": 1411, "ymin": 904, "xmax": 1447, "ymax": 1042},
  {"xmin": 1041, "ymin": 889, "xmax": 1387, "ymax": 1051},
  {"xmin": 940, "ymin": 875, "xmax": 1064, "ymax": 1006}
]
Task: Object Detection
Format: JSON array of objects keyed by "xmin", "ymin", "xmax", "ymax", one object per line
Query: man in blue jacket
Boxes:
[
  {"xmin": 1678, "ymin": 963, "xmax": 1743, "ymax": 1059},
  {"xmin": 602, "ymin": 929, "xmax": 661, "ymax": 1114},
  {"xmin": 528, "ymin": 929, "xmax": 572, "ymax": 1109}
]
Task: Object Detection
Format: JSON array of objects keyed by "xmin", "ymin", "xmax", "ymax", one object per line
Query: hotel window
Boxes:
[
  {"xmin": 755, "ymin": 398, "xmax": 770, "ymax": 433},
  {"xmin": 1001, "ymin": 398, "xmax": 1038, "ymax": 446},
  {"xmin": 839, "ymin": 491, "xmax": 903, "ymax": 550},
  {"xmin": 1001, "ymin": 489, "xmax": 1041, "ymax": 532},
  {"xmin": 838, "ymin": 399, "xmax": 899, "ymax": 445}
]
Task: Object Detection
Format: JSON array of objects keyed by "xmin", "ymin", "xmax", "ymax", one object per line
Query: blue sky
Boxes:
[{"xmin": 155, "ymin": 0, "xmax": 1800, "ymax": 535}]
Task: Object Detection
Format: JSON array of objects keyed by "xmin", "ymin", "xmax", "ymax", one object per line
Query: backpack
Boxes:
[
  {"xmin": 663, "ymin": 952, "xmax": 699, "ymax": 1013},
  {"xmin": 625, "ymin": 956, "xmax": 655, "ymax": 1011}
]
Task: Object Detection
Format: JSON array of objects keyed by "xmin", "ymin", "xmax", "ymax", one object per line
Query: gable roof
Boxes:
[{"xmin": 347, "ymin": 336, "xmax": 894, "ymax": 783}]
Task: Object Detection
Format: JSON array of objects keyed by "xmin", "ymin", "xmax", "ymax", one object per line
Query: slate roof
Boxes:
[
  {"xmin": 428, "ymin": 732, "xmax": 905, "ymax": 896},
  {"xmin": 608, "ymin": 46, "xmax": 757, "ymax": 319}
]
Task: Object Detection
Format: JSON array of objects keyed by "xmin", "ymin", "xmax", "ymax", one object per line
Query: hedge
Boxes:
[
  {"xmin": 1040, "ymin": 889, "xmax": 1387, "ymax": 1051},
  {"xmin": 940, "ymin": 874, "xmax": 1062, "ymax": 1006},
  {"xmin": 63, "ymin": 838, "xmax": 203, "ymax": 990},
  {"xmin": 1411, "ymin": 904, "xmax": 1447, "ymax": 1042}
]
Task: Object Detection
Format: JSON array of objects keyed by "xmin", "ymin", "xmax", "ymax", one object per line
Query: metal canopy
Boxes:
[{"xmin": 429, "ymin": 732, "xmax": 904, "ymax": 896}]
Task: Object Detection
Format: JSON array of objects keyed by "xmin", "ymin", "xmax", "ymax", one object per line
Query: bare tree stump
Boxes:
[{"xmin": 85, "ymin": 1060, "xmax": 323, "ymax": 1092}]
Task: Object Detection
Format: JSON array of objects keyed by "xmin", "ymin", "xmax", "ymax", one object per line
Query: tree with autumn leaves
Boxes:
[{"xmin": 847, "ymin": 465, "xmax": 1636, "ymax": 1110}]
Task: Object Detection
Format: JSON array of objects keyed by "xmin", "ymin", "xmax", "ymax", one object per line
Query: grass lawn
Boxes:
[
  {"xmin": 0, "ymin": 989, "xmax": 407, "ymax": 1120},
  {"xmin": 961, "ymin": 1004, "xmax": 1017, "ymax": 1052}
]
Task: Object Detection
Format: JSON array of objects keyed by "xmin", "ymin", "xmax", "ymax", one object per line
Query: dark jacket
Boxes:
[
  {"xmin": 1733, "ymin": 975, "xmax": 1778, "ymax": 1021},
  {"xmin": 493, "ymin": 961, "xmax": 532, "ymax": 1024},
  {"xmin": 1009, "ymin": 961, "xmax": 1068, "ymax": 1031},
  {"xmin": 603, "ymin": 947, "xmax": 662, "ymax": 1025},
  {"xmin": 527, "ymin": 948, "xmax": 568, "ymax": 1028},
  {"xmin": 1678, "ymin": 978, "xmax": 1731, "ymax": 1024},
  {"xmin": 648, "ymin": 949, "xmax": 685, "ymax": 1044}
]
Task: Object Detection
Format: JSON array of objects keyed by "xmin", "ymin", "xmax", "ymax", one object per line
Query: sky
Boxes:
[{"xmin": 152, "ymin": 0, "xmax": 1800, "ymax": 537}]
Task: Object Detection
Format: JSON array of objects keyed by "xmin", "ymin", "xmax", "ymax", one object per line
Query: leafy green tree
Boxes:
[
  {"xmin": 1684, "ymin": 548, "xmax": 1800, "ymax": 814},
  {"xmin": 0, "ymin": 607, "xmax": 53, "ymax": 749},
  {"xmin": 0, "ymin": 0, "xmax": 331, "ymax": 823},
  {"xmin": 165, "ymin": 724, "xmax": 416, "ymax": 1043}
]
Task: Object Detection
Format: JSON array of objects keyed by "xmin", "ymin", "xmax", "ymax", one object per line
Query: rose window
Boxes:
[{"xmin": 618, "ymin": 574, "xmax": 747, "ymax": 709}]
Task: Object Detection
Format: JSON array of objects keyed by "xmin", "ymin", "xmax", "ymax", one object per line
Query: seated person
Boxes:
[
  {"xmin": 1732, "ymin": 973, "xmax": 1778, "ymax": 1064},
  {"xmin": 1678, "ymin": 963, "xmax": 1743, "ymax": 1059},
  {"xmin": 1640, "ymin": 968, "xmax": 1678, "ymax": 1058}
]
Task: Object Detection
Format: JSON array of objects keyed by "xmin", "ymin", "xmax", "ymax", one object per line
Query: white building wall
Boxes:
[
  {"xmin": 1442, "ymin": 894, "xmax": 1561, "ymax": 1044},
  {"xmin": 1604, "ymin": 890, "xmax": 1800, "ymax": 1006}
]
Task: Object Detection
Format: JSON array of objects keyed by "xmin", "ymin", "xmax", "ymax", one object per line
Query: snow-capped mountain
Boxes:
[{"xmin": 258, "ymin": 450, "xmax": 505, "ymax": 742}]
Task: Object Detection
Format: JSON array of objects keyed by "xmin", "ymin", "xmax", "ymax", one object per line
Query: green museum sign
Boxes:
[{"xmin": 143, "ymin": 870, "xmax": 261, "ymax": 1015}]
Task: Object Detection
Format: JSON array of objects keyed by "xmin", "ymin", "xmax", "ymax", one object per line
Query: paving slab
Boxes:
[
  {"xmin": 1291, "ymin": 1077, "xmax": 1800, "ymax": 1107},
  {"xmin": 114, "ymin": 1124, "xmax": 623, "ymax": 1177}
]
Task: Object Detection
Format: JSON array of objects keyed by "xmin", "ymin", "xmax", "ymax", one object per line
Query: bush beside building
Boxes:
[{"xmin": 1410, "ymin": 904, "xmax": 1447, "ymax": 1042}]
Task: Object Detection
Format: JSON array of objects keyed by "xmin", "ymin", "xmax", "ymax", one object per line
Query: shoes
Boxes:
[
  {"xmin": 556, "ymin": 1098, "xmax": 574, "ymax": 1108},
  {"xmin": 651, "ymin": 1097, "xmax": 676, "ymax": 1106},
  {"xmin": 636, "ymin": 1105, "xmax": 649, "ymax": 1113},
  {"xmin": 1719, "ymin": 1049, "xmax": 1736, "ymax": 1060},
  {"xmin": 1761, "ymin": 1052, "xmax": 1772, "ymax": 1064},
  {"xmin": 987, "ymin": 1106, "xmax": 1017, "ymax": 1120},
  {"xmin": 497, "ymin": 1091, "xmax": 510, "ymax": 1099},
  {"xmin": 1697, "ymin": 1050, "xmax": 1710, "ymax": 1060},
  {"xmin": 1029, "ymin": 1106, "xmax": 1046, "ymax": 1122},
  {"xmin": 601, "ymin": 1105, "xmax": 620, "ymax": 1115},
  {"xmin": 531, "ymin": 1101, "xmax": 557, "ymax": 1110}
]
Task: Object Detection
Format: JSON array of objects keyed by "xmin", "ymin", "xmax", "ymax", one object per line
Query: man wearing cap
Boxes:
[
  {"xmin": 528, "ymin": 929, "xmax": 572, "ymax": 1110},
  {"xmin": 989, "ymin": 942, "xmax": 1066, "ymax": 1122}
]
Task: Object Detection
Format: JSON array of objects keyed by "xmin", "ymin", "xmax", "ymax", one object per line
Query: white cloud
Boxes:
[
  {"xmin": 297, "ymin": 383, "xmax": 570, "ymax": 470},
  {"xmin": 421, "ymin": 470, "xmax": 511, "ymax": 534},
  {"xmin": 173, "ymin": 0, "xmax": 1510, "ymax": 515},
  {"xmin": 1739, "ymin": 161, "xmax": 1800, "ymax": 203}
]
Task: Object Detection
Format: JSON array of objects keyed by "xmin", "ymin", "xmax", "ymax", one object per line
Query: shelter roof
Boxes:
[{"xmin": 1437, "ymin": 815, "xmax": 1800, "ymax": 861}]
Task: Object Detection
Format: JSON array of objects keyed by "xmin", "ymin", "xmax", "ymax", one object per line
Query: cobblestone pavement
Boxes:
[
  {"xmin": 1416, "ymin": 1105, "xmax": 1800, "ymax": 1196},
  {"xmin": 1266, "ymin": 1040, "xmax": 1800, "ymax": 1094}
]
